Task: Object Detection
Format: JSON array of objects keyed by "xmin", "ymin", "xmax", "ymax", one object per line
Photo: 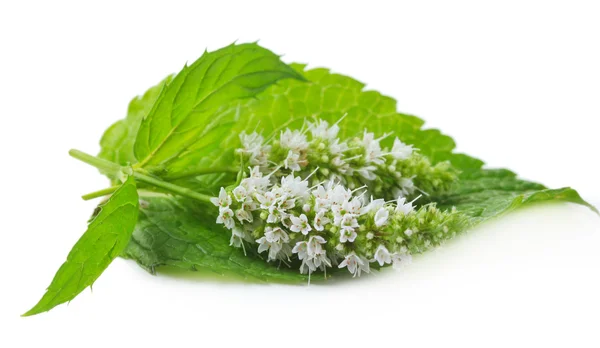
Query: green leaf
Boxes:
[
  {"xmin": 133, "ymin": 42, "xmax": 305, "ymax": 169},
  {"xmin": 121, "ymin": 194, "xmax": 306, "ymax": 282},
  {"xmin": 23, "ymin": 177, "xmax": 139, "ymax": 316},
  {"xmin": 98, "ymin": 76, "xmax": 172, "ymax": 168}
]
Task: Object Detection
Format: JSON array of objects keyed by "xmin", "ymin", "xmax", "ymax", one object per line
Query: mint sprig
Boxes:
[{"xmin": 23, "ymin": 42, "xmax": 596, "ymax": 316}]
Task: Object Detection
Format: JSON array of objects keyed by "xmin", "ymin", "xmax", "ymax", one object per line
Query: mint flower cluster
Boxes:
[
  {"xmin": 237, "ymin": 119, "xmax": 456, "ymax": 201},
  {"xmin": 211, "ymin": 120, "xmax": 468, "ymax": 278}
]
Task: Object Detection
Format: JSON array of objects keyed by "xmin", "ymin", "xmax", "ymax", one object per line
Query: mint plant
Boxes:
[{"xmin": 23, "ymin": 42, "xmax": 596, "ymax": 316}]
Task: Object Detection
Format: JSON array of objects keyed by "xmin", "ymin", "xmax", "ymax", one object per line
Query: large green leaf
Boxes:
[
  {"xmin": 133, "ymin": 43, "xmax": 305, "ymax": 170},
  {"xmin": 121, "ymin": 194, "xmax": 306, "ymax": 282},
  {"xmin": 23, "ymin": 176, "xmax": 139, "ymax": 316}
]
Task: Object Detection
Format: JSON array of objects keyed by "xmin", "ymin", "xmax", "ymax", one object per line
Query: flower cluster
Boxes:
[
  {"xmin": 211, "ymin": 166, "xmax": 468, "ymax": 278},
  {"xmin": 237, "ymin": 119, "xmax": 457, "ymax": 202}
]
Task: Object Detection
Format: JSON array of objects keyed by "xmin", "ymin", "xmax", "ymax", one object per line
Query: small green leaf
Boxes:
[
  {"xmin": 133, "ymin": 42, "xmax": 305, "ymax": 169},
  {"xmin": 23, "ymin": 176, "xmax": 139, "ymax": 316},
  {"xmin": 121, "ymin": 194, "xmax": 306, "ymax": 282}
]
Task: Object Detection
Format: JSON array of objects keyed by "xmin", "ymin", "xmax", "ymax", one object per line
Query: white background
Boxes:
[{"xmin": 2, "ymin": 1, "xmax": 599, "ymax": 347}]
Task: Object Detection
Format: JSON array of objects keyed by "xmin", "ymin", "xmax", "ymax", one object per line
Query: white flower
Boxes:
[
  {"xmin": 280, "ymin": 129, "xmax": 308, "ymax": 152},
  {"xmin": 284, "ymin": 150, "xmax": 301, "ymax": 171},
  {"xmin": 299, "ymin": 259, "xmax": 316, "ymax": 274},
  {"xmin": 235, "ymin": 208, "xmax": 253, "ymax": 223},
  {"xmin": 264, "ymin": 226, "xmax": 289, "ymax": 243},
  {"xmin": 329, "ymin": 183, "xmax": 352, "ymax": 206},
  {"xmin": 266, "ymin": 210, "xmax": 281, "ymax": 224},
  {"xmin": 362, "ymin": 197, "xmax": 385, "ymax": 214},
  {"xmin": 313, "ymin": 209, "xmax": 331, "ymax": 231},
  {"xmin": 232, "ymin": 186, "xmax": 248, "ymax": 202},
  {"xmin": 276, "ymin": 195, "xmax": 295, "ymax": 212},
  {"xmin": 339, "ymin": 252, "xmax": 370, "ymax": 277},
  {"xmin": 340, "ymin": 227, "xmax": 358, "ymax": 243},
  {"xmin": 280, "ymin": 174, "xmax": 309, "ymax": 199},
  {"xmin": 372, "ymin": 245, "xmax": 392, "ymax": 266},
  {"xmin": 331, "ymin": 156, "xmax": 350, "ymax": 172},
  {"xmin": 245, "ymin": 166, "xmax": 270, "ymax": 190},
  {"xmin": 311, "ymin": 252, "xmax": 331, "ymax": 270},
  {"xmin": 390, "ymin": 138, "xmax": 413, "ymax": 160},
  {"xmin": 374, "ymin": 207, "xmax": 389, "ymax": 227},
  {"xmin": 239, "ymin": 132, "xmax": 269, "ymax": 166},
  {"xmin": 345, "ymin": 197, "xmax": 364, "ymax": 215},
  {"xmin": 256, "ymin": 236, "xmax": 282, "ymax": 261},
  {"xmin": 362, "ymin": 131, "xmax": 384, "ymax": 165},
  {"xmin": 249, "ymin": 165, "xmax": 262, "ymax": 178},
  {"xmin": 290, "ymin": 214, "xmax": 312, "ymax": 235},
  {"xmin": 294, "ymin": 236, "xmax": 331, "ymax": 273},
  {"xmin": 292, "ymin": 241, "xmax": 309, "ymax": 260},
  {"xmin": 256, "ymin": 227, "xmax": 290, "ymax": 262},
  {"xmin": 391, "ymin": 252, "xmax": 412, "ymax": 269},
  {"xmin": 396, "ymin": 177, "xmax": 415, "ymax": 196},
  {"xmin": 216, "ymin": 207, "xmax": 235, "ymax": 229},
  {"xmin": 312, "ymin": 185, "xmax": 331, "ymax": 210},
  {"xmin": 239, "ymin": 131, "xmax": 264, "ymax": 155},
  {"xmin": 356, "ymin": 166, "xmax": 377, "ymax": 181},
  {"xmin": 339, "ymin": 213, "xmax": 359, "ymax": 230},
  {"xmin": 256, "ymin": 191, "xmax": 277, "ymax": 210},
  {"xmin": 230, "ymin": 226, "xmax": 245, "ymax": 247},
  {"xmin": 396, "ymin": 197, "xmax": 415, "ymax": 215},
  {"xmin": 210, "ymin": 187, "xmax": 232, "ymax": 208},
  {"xmin": 308, "ymin": 119, "xmax": 340, "ymax": 141},
  {"xmin": 307, "ymin": 235, "xmax": 326, "ymax": 257},
  {"xmin": 404, "ymin": 229, "xmax": 414, "ymax": 237},
  {"xmin": 242, "ymin": 200, "xmax": 258, "ymax": 212}
]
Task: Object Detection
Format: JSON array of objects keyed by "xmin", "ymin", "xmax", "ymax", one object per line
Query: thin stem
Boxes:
[
  {"xmin": 69, "ymin": 149, "xmax": 121, "ymax": 176},
  {"xmin": 164, "ymin": 167, "xmax": 239, "ymax": 180},
  {"xmin": 132, "ymin": 171, "xmax": 213, "ymax": 203},
  {"xmin": 82, "ymin": 186, "xmax": 120, "ymax": 200}
]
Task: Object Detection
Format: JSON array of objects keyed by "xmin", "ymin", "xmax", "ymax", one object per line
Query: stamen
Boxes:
[
  {"xmin": 240, "ymin": 239, "xmax": 247, "ymax": 256},
  {"xmin": 351, "ymin": 185, "xmax": 368, "ymax": 194},
  {"xmin": 414, "ymin": 186, "xmax": 430, "ymax": 197},
  {"xmin": 304, "ymin": 167, "xmax": 320, "ymax": 180},
  {"xmin": 333, "ymin": 112, "xmax": 348, "ymax": 126}
]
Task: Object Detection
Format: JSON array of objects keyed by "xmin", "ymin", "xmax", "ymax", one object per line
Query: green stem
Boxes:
[
  {"xmin": 70, "ymin": 149, "xmax": 213, "ymax": 204},
  {"xmin": 69, "ymin": 149, "xmax": 122, "ymax": 177},
  {"xmin": 164, "ymin": 167, "xmax": 239, "ymax": 180},
  {"xmin": 132, "ymin": 171, "xmax": 213, "ymax": 203},
  {"xmin": 81, "ymin": 186, "xmax": 120, "ymax": 200}
]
